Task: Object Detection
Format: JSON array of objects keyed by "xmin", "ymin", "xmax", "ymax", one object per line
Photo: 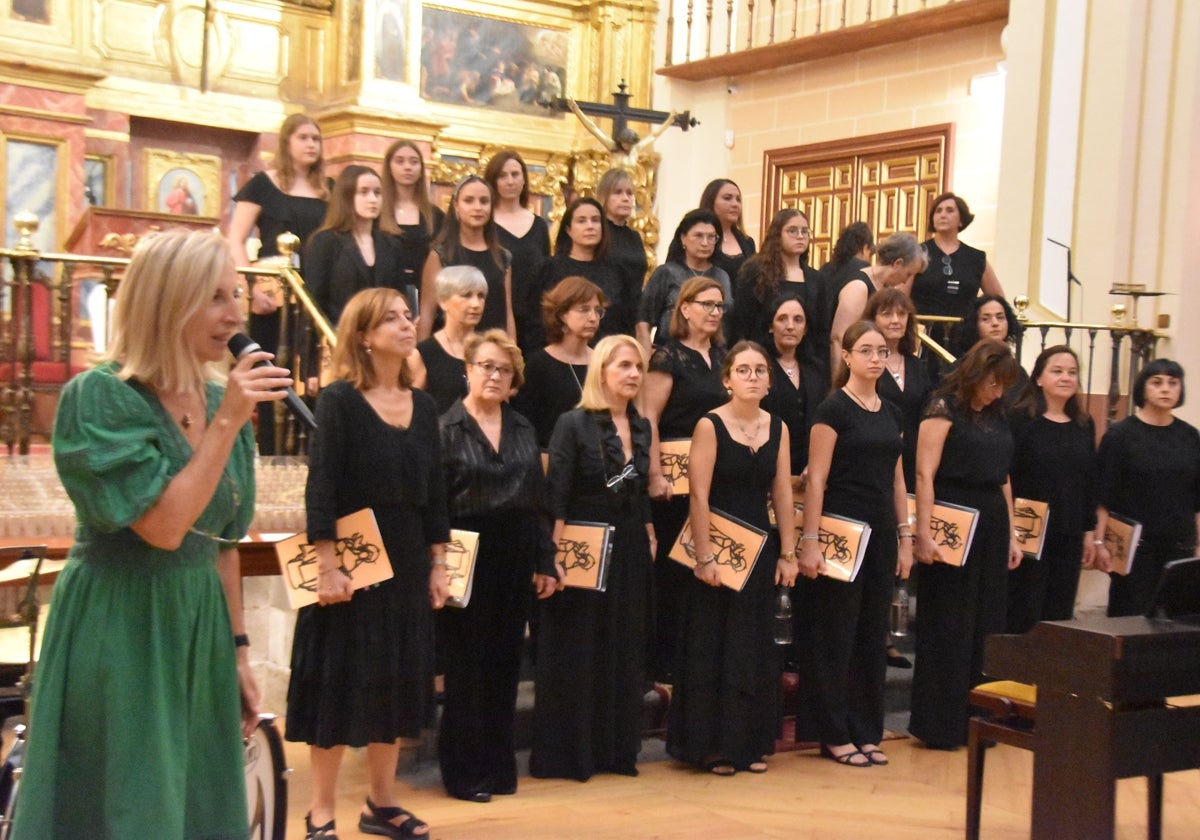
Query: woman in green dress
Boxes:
[{"xmin": 13, "ymin": 230, "xmax": 292, "ymax": 840}]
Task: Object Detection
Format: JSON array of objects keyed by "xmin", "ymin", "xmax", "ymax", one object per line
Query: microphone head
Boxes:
[{"xmin": 227, "ymin": 333, "xmax": 262, "ymax": 359}]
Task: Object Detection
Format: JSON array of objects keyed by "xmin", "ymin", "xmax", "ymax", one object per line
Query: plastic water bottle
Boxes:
[
  {"xmin": 773, "ymin": 585, "xmax": 793, "ymax": 645},
  {"xmin": 891, "ymin": 582, "xmax": 910, "ymax": 637}
]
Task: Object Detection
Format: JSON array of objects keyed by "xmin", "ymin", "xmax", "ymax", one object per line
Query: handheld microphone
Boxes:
[{"xmin": 227, "ymin": 333, "xmax": 318, "ymax": 432}]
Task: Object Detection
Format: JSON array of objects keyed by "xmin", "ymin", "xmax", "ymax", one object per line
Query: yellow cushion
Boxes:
[{"xmin": 974, "ymin": 680, "xmax": 1037, "ymax": 704}]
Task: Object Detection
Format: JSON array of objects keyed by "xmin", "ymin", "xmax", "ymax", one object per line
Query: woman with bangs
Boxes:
[
  {"xmin": 1006, "ymin": 345, "xmax": 1098, "ymax": 631},
  {"xmin": 484, "ymin": 150, "xmax": 551, "ymax": 355},
  {"xmin": 512, "ymin": 276, "xmax": 607, "ymax": 447},
  {"xmin": 909, "ymin": 339, "xmax": 1023, "ymax": 750},
  {"xmin": 1095, "ymin": 359, "xmax": 1200, "ymax": 617},
  {"xmin": 531, "ymin": 334, "xmax": 655, "ymax": 781},
  {"xmin": 419, "ymin": 174, "xmax": 514, "ymax": 339},
  {"xmin": 379, "ymin": 139, "xmax": 445, "ymax": 294},
  {"xmin": 730, "ymin": 208, "xmax": 823, "ymax": 348},
  {"xmin": 535, "ymin": 197, "xmax": 628, "ymax": 344},
  {"xmin": 229, "ymin": 113, "xmax": 330, "ymax": 453},
  {"xmin": 14, "ymin": 231, "xmax": 292, "ymax": 839},
  {"xmin": 287, "ymin": 287, "xmax": 448, "ymax": 839}
]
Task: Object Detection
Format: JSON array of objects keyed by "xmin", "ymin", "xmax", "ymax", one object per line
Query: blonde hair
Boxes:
[
  {"xmin": 579, "ymin": 334, "xmax": 646, "ymax": 413},
  {"xmin": 464, "ymin": 328, "xmax": 525, "ymax": 390},
  {"xmin": 104, "ymin": 230, "xmax": 233, "ymax": 392},
  {"xmin": 332, "ymin": 287, "xmax": 414, "ymax": 390}
]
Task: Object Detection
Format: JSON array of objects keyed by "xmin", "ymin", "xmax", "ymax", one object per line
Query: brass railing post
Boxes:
[{"xmin": 7, "ymin": 212, "xmax": 41, "ymax": 455}]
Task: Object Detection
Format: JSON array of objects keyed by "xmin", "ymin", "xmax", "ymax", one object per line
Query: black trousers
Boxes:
[
  {"xmin": 1006, "ymin": 529, "xmax": 1084, "ymax": 632},
  {"xmin": 796, "ymin": 530, "xmax": 893, "ymax": 746}
]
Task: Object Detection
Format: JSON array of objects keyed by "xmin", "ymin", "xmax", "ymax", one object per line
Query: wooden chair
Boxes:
[
  {"xmin": 966, "ymin": 680, "xmax": 1036, "ymax": 839},
  {"xmin": 966, "ymin": 679, "xmax": 1164, "ymax": 839}
]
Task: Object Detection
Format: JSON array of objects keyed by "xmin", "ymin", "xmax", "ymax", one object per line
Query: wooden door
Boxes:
[{"xmin": 763, "ymin": 125, "xmax": 952, "ymax": 265}]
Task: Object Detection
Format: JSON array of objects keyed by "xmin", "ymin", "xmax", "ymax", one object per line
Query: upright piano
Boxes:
[{"xmin": 984, "ymin": 617, "xmax": 1200, "ymax": 839}]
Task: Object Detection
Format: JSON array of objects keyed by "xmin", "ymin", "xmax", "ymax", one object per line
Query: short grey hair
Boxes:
[
  {"xmin": 435, "ymin": 264, "xmax": 488, "ymax": 301},
  {"xmin": 876, "ymin": 232, "xmax": 929, "ymax": 272}
]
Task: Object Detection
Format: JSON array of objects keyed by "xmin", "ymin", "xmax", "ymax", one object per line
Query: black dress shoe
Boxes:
[{"xmin": 449, "ymin": 789, "xmax": 492, "ymax": 803}]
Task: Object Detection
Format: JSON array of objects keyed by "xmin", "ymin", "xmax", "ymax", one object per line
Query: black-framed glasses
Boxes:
[
  {"xmin": 469, "ymin": 360, "xmax": 515, "ymax": 379},
  {"xmin": 690, "ymin": 299, "xmax": 727, "ymax": 314}
]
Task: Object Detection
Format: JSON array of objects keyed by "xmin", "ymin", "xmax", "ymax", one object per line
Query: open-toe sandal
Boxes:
[
  {"xmin": 359, "ymin": 797, "xmax": 429, "ymax": 839},
  {"xmin": 305, "ymin": 813, "xmax": 338, "ymax": 839},
  {"xmin": 703, "ymin": 757, "xmax": 737, "ymax": 776},
  {"xmin": 819, "ymin": 744, "xmax": 871, "ymax": 767},
  {"xmin": 858, "ymin": 747, "xmax": 889, "ymax": 766}
]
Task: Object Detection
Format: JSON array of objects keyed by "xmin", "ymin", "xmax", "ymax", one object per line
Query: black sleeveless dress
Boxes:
[{"xmin": 666, "ymin": 413, "xmax": 782, "ymax": 770}]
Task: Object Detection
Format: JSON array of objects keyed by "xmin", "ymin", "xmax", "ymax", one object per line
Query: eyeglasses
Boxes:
[
  {"xmin": 689, "ymin": 299, "xmax": 727, "ymax": 314},
  {"xmin": 469, "ymin": 360, "xmax": 515, "ymax": 379},
  {"xmin": 688, "ymin": 232, "xmax": 719, "ymax": 243},
  {"xmin": 605, "ymin": 463, "xmax": 639, "ymax": 492},
  {"xmin": 571, "ymin": 305, "xmax": 607, "ymax": 319},
  {"xmin": 852, "ymin": 347, "xmax": 891, "ymax": 359},
  {"xmin": 941, "ymin": 254, "xmax": 954, "ymax": 276},
  {"xmin": 782, "ymin": 227, "xmax": 811, "ymax": 237},
  {"xmin": 733, "ymin": 365, "xmax": 770, "ymax": 380}
]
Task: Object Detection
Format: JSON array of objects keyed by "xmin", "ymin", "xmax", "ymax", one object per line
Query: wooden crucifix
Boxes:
[{"xmin": 544, "ymin": 80, "xmax": 697, "ymax": 169}]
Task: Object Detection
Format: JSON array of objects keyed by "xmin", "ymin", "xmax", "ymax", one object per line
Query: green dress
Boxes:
[{"xmin": 13, "ymin": 363, "xmax": 255, "ymax": 840}]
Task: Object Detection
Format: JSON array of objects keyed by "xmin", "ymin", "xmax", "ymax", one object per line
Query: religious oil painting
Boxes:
[
  {"xmin": 143, "ymin": 149, "xmax": 221, "ymax": 217},
  {"xmin": 420, "ymin": 5, "xmax": 568, "ymax": 117}
]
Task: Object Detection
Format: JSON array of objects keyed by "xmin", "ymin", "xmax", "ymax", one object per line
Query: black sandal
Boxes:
[
  {"xmin": 305, "ymin": 813, "xmax": 338, "ymax": 839},
  {"xmin": 359, "ymin": 797, "xmax": 429, "ymax": 839}
]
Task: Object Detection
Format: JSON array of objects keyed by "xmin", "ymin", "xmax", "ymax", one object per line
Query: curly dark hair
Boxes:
[
  {"xmin": 744, "ymin": 208, "xmax": 811, "ymax": 303},
  {"xmin": 948, "ymin": 295, "xmax": 1023, "ymax": 356}
]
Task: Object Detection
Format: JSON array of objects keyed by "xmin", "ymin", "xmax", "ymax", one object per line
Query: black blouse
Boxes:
[
  {"xmin": 711, "ymin": 228, "xmax": 756, "ymax": 283},
  {"xmin": 416, "ymin": 337, "xmax": 467, "ymax": 415},
  {"xmin": 434, "ymin": 243, "xmax": 512, "ymax": 333},
  {"xmin": 510, "ymin": 349, "xmax": 588, "ymax": 448},
  {"xmin": 498, "ymin": 215, "xmax": 552, "ymax": 354},
  {"xmin": 925, "ymin": 396, "xmax": 1013, "ymax": 489},
  {"xmin": 876, "ymin": 353, "xmax": 933, "ymax": 492},
  {"xmin": 812, "ymin": 389, "xmax": 904, "ymax": 523},
  {"xmin": 233, "ymin": 172, "xmax": 327, "ymax": 262},
  {"xmin": 536, "ymin": 254, "xmax": 631, "ymax": 342},
  {"xmin": 911, "ymin": 240, "xmax": 988, "ymax": 318},
  {"xmin": 1097, "ymin": 415, "xmax": 1200, "ymax": 545},
  {"xmin": 1008, "ymin": 411, "xmax": 1098, "ymax": 536},
  {"xmin": 648, "ymin": 340, "xmax": 729, "ymax": 440},
  {"xmin": 761, "ymin": 346, "xmax": 828, "ymax": 476}
]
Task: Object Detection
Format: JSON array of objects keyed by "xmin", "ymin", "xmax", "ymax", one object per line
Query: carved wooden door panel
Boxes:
[{"xmin": 763, "ymin": 126, "xmax": 951, "ymax": 265}]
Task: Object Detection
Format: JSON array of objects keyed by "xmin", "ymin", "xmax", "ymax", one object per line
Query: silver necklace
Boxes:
[{"xmin": 735, "ymin": 412, "xmax": 763, "ymax": 449}]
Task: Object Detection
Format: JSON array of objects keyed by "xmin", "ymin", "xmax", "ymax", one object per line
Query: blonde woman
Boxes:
[
  {"xmin": 13, "ymin": 231, "xmax": 291, "ymax": 839},
  {"xmin": 531, "ymin": 334, "xmax": 656, "ymax": 781}
]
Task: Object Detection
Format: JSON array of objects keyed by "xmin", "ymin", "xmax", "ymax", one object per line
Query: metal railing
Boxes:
[
  {"xmin": 916, "ymin": 294, "xmax": 1161, "ymax": 423},
  {"xmin": 0, "ymin": 214, "xmax": 336, "ymax": 455}
]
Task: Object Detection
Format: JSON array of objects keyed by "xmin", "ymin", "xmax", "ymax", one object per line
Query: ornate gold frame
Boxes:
[{"xmin": 143, "ymin": 148, "xmax": 222, "ymax": 216}]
